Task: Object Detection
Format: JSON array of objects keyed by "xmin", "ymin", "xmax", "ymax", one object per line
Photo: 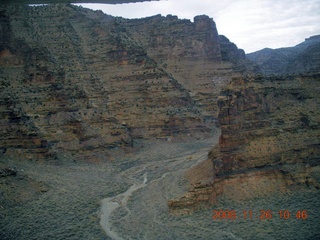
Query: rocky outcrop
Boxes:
[
  {"xmin": 216, "ymin": 73, "xmax": 320, "ymax": 175},
  {"xmin": 169, "ymin": 73, "xmax": 320, "ymax": 214},
  {"xmin": 219, "ymin": 35, "xmax": 245, "ymax": 63},
  {"xmin": 0, "ymin": 4, "xmax": 247, "ymax": 161},
  {"xmin": 126, "ymin": 15, "xmax": 246, "ymax": 122},
  {"xmin": 247, "ymin": 35, "xmax": 320, "ymax": 75}
]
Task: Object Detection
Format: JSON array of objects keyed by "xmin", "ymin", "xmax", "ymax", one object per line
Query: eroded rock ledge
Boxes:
[
  {"xmin": 169, "ymin": 73, "xmax": 320, "ymax": 214},
  {"xmin": 0, "ymin": 4, "xmax": 246, "ymax": 162}
]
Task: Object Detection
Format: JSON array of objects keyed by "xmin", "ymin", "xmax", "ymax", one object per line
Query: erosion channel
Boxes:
[
  {"xmin": 1, "ymin": 130, "xmax": 320, "ymax": 240},
  {"xmin": 100, "ymin": 174, "xmax": 147, "ymax": 240},
  {"xmin": 99, "ymin": 136, "xmax": 218, "ymax": 240}
]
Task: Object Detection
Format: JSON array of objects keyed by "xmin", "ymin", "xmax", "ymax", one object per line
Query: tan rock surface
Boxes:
[
  {"xmin": 0, "ymin": 4, "xmax": 245, "ymax": 161},
  {"xmin": 169, "ymin": 73, "xmax": 320, "ymax": 214}
]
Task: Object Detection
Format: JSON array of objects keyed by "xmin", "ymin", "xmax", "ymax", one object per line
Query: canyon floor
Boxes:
[{"xmin": 1, "ymin": 129, "xmax": 319, "ymax": 240}]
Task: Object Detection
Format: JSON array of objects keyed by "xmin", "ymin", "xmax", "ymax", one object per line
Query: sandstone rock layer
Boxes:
[
  {"xmin": 0, "ymin": 4, "xmax": 245, "ymax": 161},
  {"xmin": 169, "ymin": 73, "xmax": 320, "ymax": 214}
]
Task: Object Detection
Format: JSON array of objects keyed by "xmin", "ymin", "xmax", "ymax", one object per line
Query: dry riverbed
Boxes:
[
  {"xmin": 1, "ymin": 133, "xmax": 320, "ymax": 240},
  {"xmin": 0, "ymin": 136, "xmax": 216, "ymax": 239}
]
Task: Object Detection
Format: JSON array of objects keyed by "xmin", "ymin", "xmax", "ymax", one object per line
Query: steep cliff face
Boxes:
[
  {"xmin": 219, "ymin": 35, "xmax": 245, "ymax": 63},
  {"xmin": 169, "ymin": 73, "xmax": 320, "ymax": 214},
  {"xmin": 128, "ymin": 14, "xmax": 222, "ymax": 61},
  {"xmin": 0, "ymin": 4, "xmax": 246, "ymax": 161},
  {"xmin": 126, "ymin": 15, "xmax": 245, "ymax": 121},
  {"xmin": 216, "ymin": 74, "xmax": 320, "ymax": 176},
  {"xmin": 247, "ymin": 35, "xmax": 320, "ymax": 75}
]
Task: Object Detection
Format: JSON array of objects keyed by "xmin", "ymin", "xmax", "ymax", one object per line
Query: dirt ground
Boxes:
[{"xmin": 1, "ymin": 132, "xmax": 319, "ymax": 240}]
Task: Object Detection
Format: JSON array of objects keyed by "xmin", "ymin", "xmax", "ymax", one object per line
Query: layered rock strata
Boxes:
[
  {"xmin": 217, "ymin": 74, "xmax": 320, "ymax": 176},
  {"xmin": 0, "ymin": 4, "xmax": 245, "ymax": 161},
  {"xmin": 169, "ymin": 73, "xmax": 320, "ymax": 214},
  {"xmin": 126, "ymin": 15, "xmax": 245, "ymax": 121}
]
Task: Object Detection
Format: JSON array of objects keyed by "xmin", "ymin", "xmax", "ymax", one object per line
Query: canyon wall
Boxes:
[
  {"xmin": 169, "ymin": 73, "xmax": 320, "ymax": 214},
  {"xmin": 216, "ymin": 74, "xmax": 320, "ymax": 176},
  {"xmin": 1, "ymin": 1, "xmax": 319, "ymax": 222},
  {"xmin": 126, "ymin": 14, "xmax": 242, "ymax": 121},
  {"xmin": 0, "ymin": 4, "xmax": 245, "ymax": 161}
]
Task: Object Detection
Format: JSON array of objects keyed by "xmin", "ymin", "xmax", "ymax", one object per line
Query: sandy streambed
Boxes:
[{"xmin": 100, "ymin": 175, "xmax": 147, "ymax": 240}]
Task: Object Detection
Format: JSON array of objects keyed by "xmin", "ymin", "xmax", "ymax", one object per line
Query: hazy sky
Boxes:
[{"xmin": 75, "ymin": 0, "xmax": 320, "ymax": 53}]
